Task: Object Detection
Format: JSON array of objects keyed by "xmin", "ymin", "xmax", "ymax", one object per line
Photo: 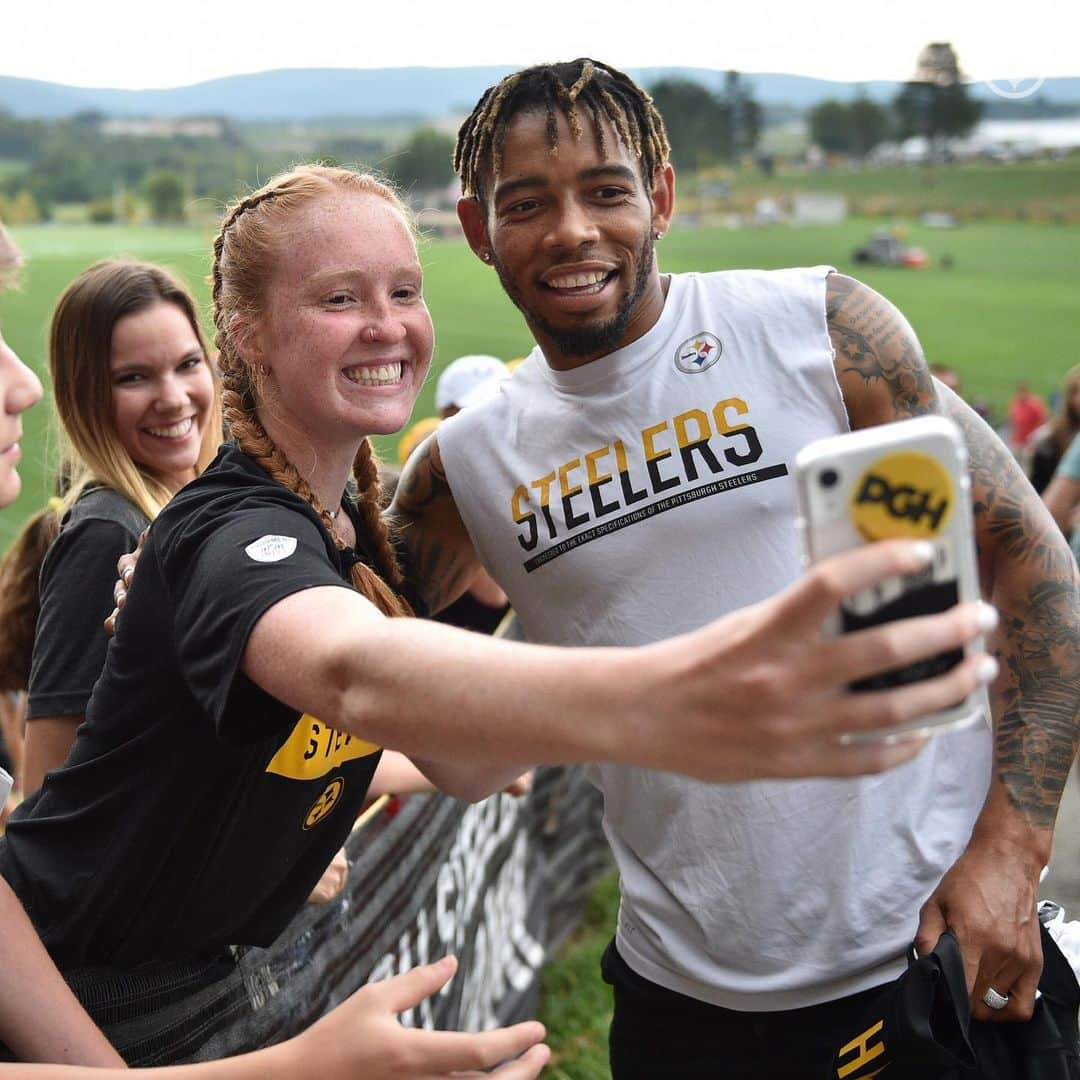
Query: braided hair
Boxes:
[
  {"xmin": 455, "ymin": 58, "xmax": 671, "ymax": 202},
  {"xmin": 211, "ymin": 165, "xmax": 412, "ymax": 618}
]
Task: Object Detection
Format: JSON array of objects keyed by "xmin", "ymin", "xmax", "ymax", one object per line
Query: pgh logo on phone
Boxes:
[{"xmin": 850, "ymin": 451, "xmax": 954, "ymax": 541}]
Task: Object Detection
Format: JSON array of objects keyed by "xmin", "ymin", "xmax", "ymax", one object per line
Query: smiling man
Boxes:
[{"xmin": 393, "ymin": 59, "xmax": 1080, "ymax": 1077}]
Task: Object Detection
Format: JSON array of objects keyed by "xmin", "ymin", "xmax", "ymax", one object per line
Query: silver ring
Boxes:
[{"xmin": 982, "ymin": 986, "xmax": 1010, "ymax": 1010}]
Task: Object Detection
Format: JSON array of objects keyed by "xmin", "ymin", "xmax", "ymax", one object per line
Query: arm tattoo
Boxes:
[
  {"xmin": 828, "ymin": 272, "xmax": 1079, "ymax": 830},
  {"xmin": 826, "ymin": 274, "xmax": 935, "ymax": 418},
  {"xmin": 393, "ymin": 440, "xmax": 453, "ymax": 514},
  {"xmin": 944, "ymin": 394, "xmax": 1080, "ymax": 829},
  {"xmin": 389, "ymin": 441, "xmax": 476, "ymax": 613}
]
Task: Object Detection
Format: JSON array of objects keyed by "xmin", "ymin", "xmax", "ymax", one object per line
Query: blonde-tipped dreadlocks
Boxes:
[{"xmin": 454, "ymin": 59, "xmax": 671, "ymax": 201}]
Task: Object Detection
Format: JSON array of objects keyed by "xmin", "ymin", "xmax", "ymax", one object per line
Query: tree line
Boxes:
[{"xmin": 0, "ymin": 43, "xmax": 985, "ymax": 224}]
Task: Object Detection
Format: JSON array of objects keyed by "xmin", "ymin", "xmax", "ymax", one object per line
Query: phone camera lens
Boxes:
[{"xmin": 819, "ymin": 469, "xmax": 839, "ymax": 489}]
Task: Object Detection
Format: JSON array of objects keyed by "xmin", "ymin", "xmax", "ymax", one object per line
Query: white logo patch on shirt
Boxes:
[
  {"xmin": 674, "ymin": 332, "xmax": 723, "ymax": 374},
  {"xmin": 245, "ymin": 534, "xmax": 298, "ymax": 563}
]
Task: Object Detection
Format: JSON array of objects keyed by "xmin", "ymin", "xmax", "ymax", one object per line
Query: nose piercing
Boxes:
[{"xmin": 367, "ymin": 327, "xmax": 377, "ymax": 342}]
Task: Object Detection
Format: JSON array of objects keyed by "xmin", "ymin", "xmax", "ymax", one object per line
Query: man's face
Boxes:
[{"xmin": 465, "ymin": 107, "xmax": 673, "ymax": 369}]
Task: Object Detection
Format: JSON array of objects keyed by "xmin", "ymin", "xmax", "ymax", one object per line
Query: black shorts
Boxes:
[{"xmin": 601, "ymin": 939, "xmax": 891, "ymax": 1080}]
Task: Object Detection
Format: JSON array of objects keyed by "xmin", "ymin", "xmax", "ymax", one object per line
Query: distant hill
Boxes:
[{"xmin": 1, "ymin": 68, "xmax": 1078, "ymax": 121}]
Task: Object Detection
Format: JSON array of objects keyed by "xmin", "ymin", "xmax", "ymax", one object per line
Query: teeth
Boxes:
[
  {"xmin": 548, "ymin": 270, "xmax": 609, "ymax": 290},
  {"xmin": 146, "ymin": 418, "xmax": 193, "ymax": 438},
  {"xmin": 344, "ymin": 362, "xmax": 403, "ymax": 386}
]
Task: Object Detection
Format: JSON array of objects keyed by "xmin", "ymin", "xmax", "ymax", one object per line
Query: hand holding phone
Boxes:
[{"xmin": 795, "ymin": 416, "xmax": 986, "ymax": 739}]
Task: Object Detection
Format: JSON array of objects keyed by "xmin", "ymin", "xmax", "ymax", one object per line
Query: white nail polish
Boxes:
[
  {"xmin": 976, "ymin": 656, "xmax": 999, "ymax": 684},
  {"xmin": 976, "ymin": 604, "xmax": 999, "ymax": 633}
]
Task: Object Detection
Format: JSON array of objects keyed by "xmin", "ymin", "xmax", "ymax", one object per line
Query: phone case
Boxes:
[{"xmin": 794, "ymin": 416, "xmax": 985, "ymax": 738}]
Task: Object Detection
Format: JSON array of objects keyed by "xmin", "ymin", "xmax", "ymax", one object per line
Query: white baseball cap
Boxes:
[{"xmin": 435, "ymin": 354, "xmax": 507, "ymax": 412}]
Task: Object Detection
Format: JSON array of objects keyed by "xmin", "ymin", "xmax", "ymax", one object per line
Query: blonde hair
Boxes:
[
  {"xmin": 212, "ymin": 164, "xmax": 412, "ymax": 618},
  {"xmin": 50, "ymin": 260, "xmax": 223, "ymax": 523}
]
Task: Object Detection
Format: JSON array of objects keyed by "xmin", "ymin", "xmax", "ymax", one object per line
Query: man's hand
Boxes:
[
  {"xmin": 916, "ymin": 836, "xmax": 1043, "ymax": 1021},
  {"xmin": 104, "ymin": 528, "xmax": 146, "ymax": 635},
  {"xmin": 307, "ymin": 846, "xmax": 349, "ymax": 904},
  {"xmin": 274, "ymin": 956, "xmax": 550, "ymax": 1079}
]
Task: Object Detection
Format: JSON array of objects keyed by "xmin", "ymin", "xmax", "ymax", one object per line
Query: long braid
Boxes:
[
  {"xmin": 212, "ymin": 166, "xmax": 412, "ymax": 619},
  {"xmin": 455, "ymin": 58, "xmax": 672, "ymax": 202},
  {"xmin": 351, "ymin": 438, "xmax": 411, "ymax": 606}
]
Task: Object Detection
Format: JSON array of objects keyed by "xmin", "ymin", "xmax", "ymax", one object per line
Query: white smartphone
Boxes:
[{"xmin": 794, "ymin": 416, "xmax": 985, "ymax": 738}]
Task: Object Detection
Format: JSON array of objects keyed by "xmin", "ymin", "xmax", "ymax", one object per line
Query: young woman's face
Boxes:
[
  {"xmin": 0, "ymin": 322, "xmax": 43, "ymax": 508},
  {"xmin": 254, "ymin": 191, "xmax": 434, "ymax": 442},
  {"xmin": 110, "ymin": 301, "xmax": 215, "ymax": 491}
]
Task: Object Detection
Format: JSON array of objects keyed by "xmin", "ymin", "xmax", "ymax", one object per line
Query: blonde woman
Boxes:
[{"xmin": 0, "ymin": 261, "xmax": 220, "ymax": 796}]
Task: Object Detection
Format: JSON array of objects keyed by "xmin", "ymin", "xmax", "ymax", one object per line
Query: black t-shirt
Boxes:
[
  {"xmin": 0, "ymin": 446, "xmax": 391, "ymax": 969},
  {"xmin": 28, "ymin": 487, "xmax": 149, "ymax": 720}
]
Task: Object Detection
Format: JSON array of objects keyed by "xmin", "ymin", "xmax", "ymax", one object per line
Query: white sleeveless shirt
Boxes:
[{"xmin": 438, "ymin": 268, "xmax": 991, "ymax": 1010}]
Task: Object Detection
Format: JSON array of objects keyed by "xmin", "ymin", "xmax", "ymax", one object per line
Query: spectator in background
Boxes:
[
  {"xmin": 397, "ymin": 415, "xmax": 441, "ymax": 465},
  {"xmin": 1043, "ymin": 432, "xmax": 1080, "ymax": 562},
  {"xmin": 435, "ymin": 353, "xmax": 508, "ymax": 419},
  {"xmin": 413, "ymin": 354, "xmax": 512, "ymax": 633},
  {"xmin": 0, "ymin": 261, "xmax": 221, "ymax": 799},
  {"xmin": 1008, "ymin": 380, "xmax": 1048, "ymax": 457},
  {"xmin": 1028, "ymin": 365, "xmax": 1080, "ymax": 494},
  {"xmin": 0, "ymin": 220, "xmax": 548, "ymax": 1080},
  {"xmin": 929, "ymin": 363, "xmax": 962, "ymax": 396}
]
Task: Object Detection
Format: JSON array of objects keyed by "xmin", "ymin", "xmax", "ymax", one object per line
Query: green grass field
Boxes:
[
  {"xmin": 707, "ymin": 157, "xmax": 1080, "ymax": 220},
  {"xmin": 3, "ymin": 215, "xmax": 1077, "ymax": 544}
]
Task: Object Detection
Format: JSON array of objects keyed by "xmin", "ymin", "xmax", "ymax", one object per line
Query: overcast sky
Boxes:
[{"xmin": 4, "ymin": 0, "xmax": 1076, "ymax": 90}]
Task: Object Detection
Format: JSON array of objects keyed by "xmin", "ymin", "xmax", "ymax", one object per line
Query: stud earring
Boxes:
[
  {"xmin": 654, "ymin": 230, "xmax": 664, "ymax": 241},
  {"xmin": 258, "ymin": 363, "xmax": 270, "ymax": 376},
  {"xmin": 480, "ymin": 250, "xmax": 493, "ymax": 263}
]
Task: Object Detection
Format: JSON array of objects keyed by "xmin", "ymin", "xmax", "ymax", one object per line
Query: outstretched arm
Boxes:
[
  {"xmin": 243, "ymin": 534, "xmax": 993, "ymax": 788},
  {"xmin": 0, "ymin": 958, "xmax": 549, "ymax": 1079},
  {"xmin": 0, "ymin": 880, "xmax": 125, "ymax": 1068},
  {"xmin": 826, "ymin": 272, "xmax": 1080, "ymax": 1021}
]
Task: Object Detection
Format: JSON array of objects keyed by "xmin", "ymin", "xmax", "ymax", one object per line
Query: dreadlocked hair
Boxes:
[
  {"xmin": 455, "ymin": 58, "xmax": 671, "ymax": 202},
  {"xmin": 212, "ymin": 164, "xmax": 412, "ymax": 619}
]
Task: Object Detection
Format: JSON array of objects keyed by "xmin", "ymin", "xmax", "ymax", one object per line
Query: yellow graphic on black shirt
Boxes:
[
  {"xmin": 850, "ymin": 450, "xmax": 954, "ymax": 542},
  {"xmin": 304, "ymin": 778, "xmax": 344, "ymax": 830},
  {"xmin": 265, "ymin": 713, "xmax": 380, "ymax": 781}
]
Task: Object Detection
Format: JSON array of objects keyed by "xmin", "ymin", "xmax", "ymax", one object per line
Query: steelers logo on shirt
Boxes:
[
  {"xmin": 850, "ymin": 450, "xmax": 955, "ymax": 541},
  {"xmin": 304, "ymin": 777, "xmax": 345, "ymax": 830},
  {"xmin": 674, "ymin": 332, "xmax": 723, "ymax": 374}
]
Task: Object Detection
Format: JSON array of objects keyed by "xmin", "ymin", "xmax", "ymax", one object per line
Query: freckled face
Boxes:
[
  {"xmin": 0, "ymin": 323, "xmax": 43, "ymax": 508},
  {"xmin": 110, "ymin": 301, "xmax": 215, "ymax": 492},
  {"xmin": 255, "ymin": 192, "xmax": 434, "ymax": 442},
  {"xmin": 477, "ymin": 108, "xmax": 672, "ymax": 368}
]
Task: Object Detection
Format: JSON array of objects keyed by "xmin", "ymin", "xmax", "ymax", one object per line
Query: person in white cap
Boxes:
[{"xmin": 435, "ymin": 354, "xmax": 508, "ymax": 418}]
